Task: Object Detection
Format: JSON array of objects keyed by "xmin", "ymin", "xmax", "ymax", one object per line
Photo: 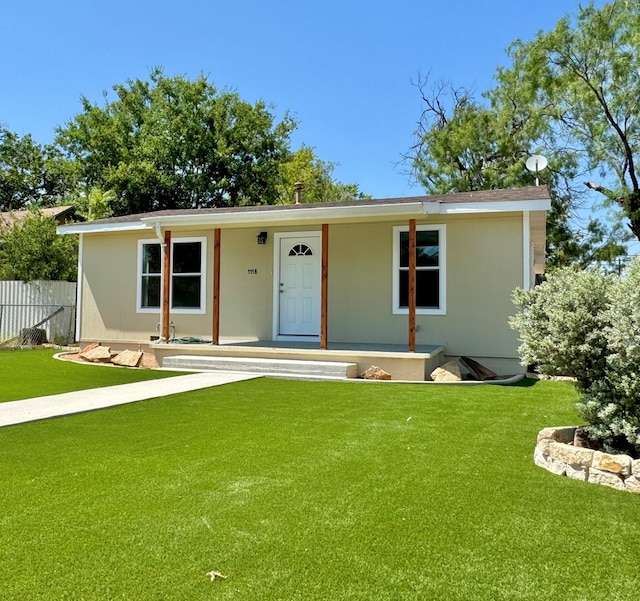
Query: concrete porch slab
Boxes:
[{"xmin": 153, "ymin": 341, "xmax": 445, "ymax": 381}]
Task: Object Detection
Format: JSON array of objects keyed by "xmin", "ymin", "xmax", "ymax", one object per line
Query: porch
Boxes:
[{"xmin": 151, "ymin": 339, "xmax": 445, "ymax": 381}]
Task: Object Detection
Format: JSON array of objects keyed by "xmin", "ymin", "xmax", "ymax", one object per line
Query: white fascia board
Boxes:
[
  {"xmin": 441, "ymin": 199, "xmax": 551, "ymax": 214},
  {"xmin": 56, "ymin": 197, "xmax": 552, "ymax": 233},
  {"xmin": 421, "ymin": 202, "xmax": 441, "ymax": 215},
  {"xmin": 57, "ymin": 222, "xmax": 152, "ymax": 235},
  {"xmin": 141, "ymin": 202, "xmax": 427, "ymax": 228}
]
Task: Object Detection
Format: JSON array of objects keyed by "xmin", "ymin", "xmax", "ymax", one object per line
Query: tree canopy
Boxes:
[
  {"xmin": 0, "ymin": 127, "xmax": 75, "ymax": 212},
  {"xmin": 497, "ymin": 0, "xmax": 640, "ymax": 240},
  {"xmin": 0, "ymin": 212, "xmax": 78, "ymax": 282},
  {"xmin": 55, "ymin": 69, "xmax": 298, "ymax": 215},
  {"xmin": 277, "ymin": 146, "xmax": 369, "ymax": 204},
  {"xmin": 407, "ymin": 1, "xmax": 640, "ymax": 267}
]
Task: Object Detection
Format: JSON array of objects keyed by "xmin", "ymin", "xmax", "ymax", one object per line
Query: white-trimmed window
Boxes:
[
  {"xmin": 138, "ymin": 241, "xmax": 162, "ymax": 311},
  {"xmin": 137, "ymin": 237, "xmax": 207, "ymax": 314},
  {"xmin": 392, "ymin": 225, "xmax": 446, "ymax": 315}
]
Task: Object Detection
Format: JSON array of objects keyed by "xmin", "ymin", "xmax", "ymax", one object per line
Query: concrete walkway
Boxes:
[{"xmin": 0, "ymin": 371, "xmax": 259, "ymax": 427}]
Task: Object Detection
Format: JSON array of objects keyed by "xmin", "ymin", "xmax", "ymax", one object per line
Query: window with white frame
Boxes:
[
  {"xmin": 392, "ymin": 225, "xmax": 446, "ymax": 315},
  {"xmin": 139, "ymin": 242, "xmax": 162, "ymax": 310},
  {"xmin": 137, "ymin": 237, "xmax": 207, "ymax": 313}
]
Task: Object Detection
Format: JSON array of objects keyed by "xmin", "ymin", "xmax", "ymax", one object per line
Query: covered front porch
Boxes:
[{"xmin": 151, "ymin": 339, "xmax": 445, "ymax": 381}]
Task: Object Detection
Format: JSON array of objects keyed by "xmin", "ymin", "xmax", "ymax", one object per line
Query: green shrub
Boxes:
[
  {"xmin": 576, "ymin": 259, "xmax": 640, "ymax": 454},
  {"xmin": 510, "ymin": 268, "xmax": 613, "ymax": 391}
]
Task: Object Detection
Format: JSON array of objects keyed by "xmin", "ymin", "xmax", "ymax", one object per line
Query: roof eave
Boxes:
[
  {"xmin": 56, "ymin": 197, "xmax": 551, "ymax": 234},
  {"xmin": 57, "ymin": 222, "xmax": 152, "ymax": 235},
  {"xmin": 141, "ymin": 201, "xmax": 432, "ymax": 228}
]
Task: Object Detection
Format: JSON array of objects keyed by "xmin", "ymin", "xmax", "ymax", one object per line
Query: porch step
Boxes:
[{"xmin": 162, "ymin": 355, "xmax": 359, "ymax": 379}]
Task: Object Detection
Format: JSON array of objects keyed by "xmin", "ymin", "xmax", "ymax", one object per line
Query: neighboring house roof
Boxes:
[
  {"xmin": 57, "ymin": 186, "xmax": 551, "ymax": 235},
  {"xmin": 1, "ymin": 206, "xmax": 77, "ymax": 228}
]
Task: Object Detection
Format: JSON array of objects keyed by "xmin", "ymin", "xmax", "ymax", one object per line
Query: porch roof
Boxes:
[{"xmin": 57, "ymin": 186, "xmax": 551, "ymax": 235}]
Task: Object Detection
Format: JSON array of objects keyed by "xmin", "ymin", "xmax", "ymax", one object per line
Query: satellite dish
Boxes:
[
  {"xmin": 525, "ymin": 154, "xmax": 548, "ymax": 185},
  {"xmin": 525, "ymin": 155, "xmax": 548, "ymax": 172}
]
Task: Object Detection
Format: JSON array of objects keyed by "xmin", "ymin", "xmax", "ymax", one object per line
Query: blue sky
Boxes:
[{"xmin": 2, "ymin": 0, "xmax": 601, "ymax": 199}]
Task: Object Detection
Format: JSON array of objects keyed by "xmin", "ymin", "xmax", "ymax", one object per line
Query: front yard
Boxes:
[
  {"xmin": 0, "ymin": 348, "xmax": 180, "ymax": 402},
  {"xmin": 1, "ymin": 353, "xmax": 639, "ymax": 600}
]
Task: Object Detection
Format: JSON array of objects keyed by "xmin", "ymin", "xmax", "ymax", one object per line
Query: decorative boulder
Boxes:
[
  {"xmin": 361, "ymin": 365, "xmax": 392, "ymax": 380},
  {"xmin": 430, "ymin": 361, "xmax": 462, "ymax": 382},
  {"xmin": 80, "ymin": 344, "xmax": 112, "ymax": 362},
  {"xmin": 111, "ymin": 349, "xmax": 143, "ymax": 367}
]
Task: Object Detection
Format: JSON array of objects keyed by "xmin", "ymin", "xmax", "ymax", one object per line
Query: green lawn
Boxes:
[
  {"xmin": 1, "ymin": 357, "xmax": 639, "ymax": 600},
  {"xmin": 0, "ymin": 348, "xmax": 182, "ymax": 402}
]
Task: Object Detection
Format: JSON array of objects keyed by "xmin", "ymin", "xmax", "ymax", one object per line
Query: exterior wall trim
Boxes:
[{"xmin": 523, "ymin": 211, "xmax": 532, "ymax": 290}]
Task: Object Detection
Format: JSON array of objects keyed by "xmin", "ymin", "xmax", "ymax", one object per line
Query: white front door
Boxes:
[{"xmin": 277, "ymin": 234, "xmax": 321, "ymax": 336}]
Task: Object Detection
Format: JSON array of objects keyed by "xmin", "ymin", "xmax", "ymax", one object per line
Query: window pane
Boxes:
[
  {"xmin": 173, "ymin": 242, "xmax": 201, "ymax": 274},
  {"xmin": 399, "ymin": 232, "xmax": 410, "ymax": 267},
  {"xmin": 141, "ymin": 275, "xmax": 161, "ymax": 308},
  {"xmin": 172, "ymin": 276, "xmax": 201, "ymax": 308},
  {"xmin": 399, "ymin": 270, "xmax": 439, "ymax": 308},
  {"xmin": 399, "ymin": 231, "xmax": 439, "ymax": 267},
  {"xmin": 143, "ymin": 244, "xmax": 161, "ymax": 274},
  {"xmin": 416, "ymin": 231, "xmax": 439, "ymax": 267}
]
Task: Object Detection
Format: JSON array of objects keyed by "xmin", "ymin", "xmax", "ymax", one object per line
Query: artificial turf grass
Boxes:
[
  {"xmin": 1, "ymin": 378, "xmax": 640, "ymax": 600},
  {"xmin": 0, "ymin": 348, "xmax": 183, "ymax": 402}
]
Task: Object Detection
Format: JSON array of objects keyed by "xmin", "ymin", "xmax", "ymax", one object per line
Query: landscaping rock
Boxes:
[
  {"xmin": 546, "ymin": 458, "xmax": 567, "ymax": 476},
  {"xmin": 536, "ymin": 437, "xmax": 555, "ymax": 455},
  {"xmin": 573, "ymin": 426, "xmax": 594, "ymax": 448},
  {"xmin": 565, "ymin": 463, "xmax": 588, "ymax": 481},
  {"xmin": 548, "ymin": 442, "xmax": 594, "ymax": 467},
  {"xmin": 533, "ymin": 446, "xmax": 550, "ymax": 469},
  {"xmin": 80, "ymin": 345, "xmax": 112, "ymax": 362},
  {"xmin": 592, "ymin": 451, "xmax": 632, "ymax": 476},
  {"xmin": 537, "ymin": 426, "xmax": 576, "ymax": 444},
  {"xmin": 79, "ymin": 342, "xmax": 100, "ymax": 354},
  {"xmin": 588, "ymin": 467, "xmax": 625, "ymax": 491},
  {"xmin": 536, "ymin": 426, "xmax": 640, "ymax": 493},
  {"xmin": 361, "ymin": 365, "xmax": 391, "ymax": 380},
  {"xmin": 430, "ymin": 361, "xmax": 462, "ymax": 382},
  {"xmin": 624, "ymin": 476, "xmax": 640, "ymax": 493},
  {"xmin": 111, "ymin": 349, "xmax": 143, "ymax": 367}
]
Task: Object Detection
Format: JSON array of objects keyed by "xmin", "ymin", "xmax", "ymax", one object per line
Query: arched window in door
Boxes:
[{"xmin": 289, "ymin": 243, "xmax": 313, "ymax": 256}]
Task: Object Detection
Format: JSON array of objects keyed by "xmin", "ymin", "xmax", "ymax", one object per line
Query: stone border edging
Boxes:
[{"xmin": 535, "ymin": 426, "xmax": 640, "ymax": 493}]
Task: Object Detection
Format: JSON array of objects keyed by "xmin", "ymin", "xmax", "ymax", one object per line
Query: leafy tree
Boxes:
[
  {"xmin": 55, "ymin": 69, "xmax": 297, "ymax": 216},
  {"xmin": 494, "ymin": 0, "xmax": 640, "ymax": 242},
  {"xmin": 407, "ymin": 76, "xmax": 629, "ymax": 269},
  {"xmin": 73, "ymin": 186, "xmax": 115, "ymax": 221},
  {"xmin": 0, "ymin": 126, "xmax": 75, "ymax": 211},
  {"xmin": 277, "ymin": 146, "xmax": 369, "ymax": 204},
  {"xmin": 0, "ymin": 212, "xmax": 78, "ymax": 281}
]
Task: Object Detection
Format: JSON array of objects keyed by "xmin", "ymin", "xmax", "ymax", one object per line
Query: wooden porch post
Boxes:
[
  {"xmin": 321, "ymin": 223, "xmax": 329, "ymax": 349},
  {"xmin": 162, "ymin": 230, "xmax": 171, "ymax": 342},
  {"xmin": 408, "ymin": 219, "xmax": 416, "ymax": 352},
  {"xmin": 212, "ymin": 228, "xmax": 221, "ymax": 345}
]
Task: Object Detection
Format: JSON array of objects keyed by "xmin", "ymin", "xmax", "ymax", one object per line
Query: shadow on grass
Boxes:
[{"xmin": 503, "ymin": 377, "xmax": 539, "ymax": 388}]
